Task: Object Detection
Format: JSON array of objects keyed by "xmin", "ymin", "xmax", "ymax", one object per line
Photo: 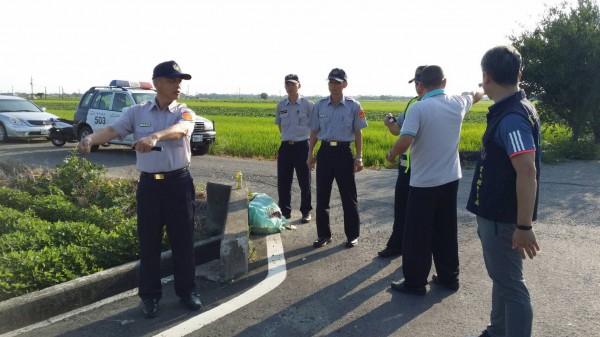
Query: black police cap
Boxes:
[{"xmin": 152, "ymin": 61, "xmax": 192, "ymax": 80}]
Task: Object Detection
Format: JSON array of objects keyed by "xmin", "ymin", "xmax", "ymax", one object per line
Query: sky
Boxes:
[{"xmin": 1, "ymin": 0, "xmax": 576, "ymax": 98}]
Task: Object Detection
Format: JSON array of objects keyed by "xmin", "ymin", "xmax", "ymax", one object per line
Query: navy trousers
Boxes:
[
  {"xmin": 136, "ymin": 171, "xmax": 196, "ymax": 300},
  {"xmin": 315, "ymin": 142, "xmax": 360, "ymax": 241},
  {"xmin": 402, "ymin": 180, "xmax": 460, "ymax": 288},
  {"xmin": 386, "ymin": 164, "xmax": 410, "ymax": 250},
  {"xmin": 277, "ymin": 140, "xmax": 312, "ymax": 218}
]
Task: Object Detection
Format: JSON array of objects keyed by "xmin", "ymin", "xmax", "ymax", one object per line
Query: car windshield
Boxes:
[
  {"xmin": 0, "ymin": 99, "xmax": 43, "ymax": 113},
  {"xmin": 132, "ymin": 93, "xmax": 157, "ymax": 104}
]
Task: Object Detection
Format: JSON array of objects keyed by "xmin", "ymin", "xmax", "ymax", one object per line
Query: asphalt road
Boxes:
[{"xmin": 1, "ymin": 141, "xmax": 599, "ymax": 337}]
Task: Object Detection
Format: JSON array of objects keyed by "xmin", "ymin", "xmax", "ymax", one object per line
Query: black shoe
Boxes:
[
  {"xmin": 466, "ymin": 330, "xmax": 491, "ymax": 337},
  {"xmin": 345, "ymin": 238, "xmax": 358, "ymax": 248},
  {"xmin": 282, "ymin": 213, "xmax": 291, "ymax": 220},
  {"xmin": 377, "ymin": 246, "xmax": 402, "ymax": 258},
  {"xmin": 142, "ymin": 298, "xmax": 159, "ymax": 318},
  {"xmin": 180, "ymin": 293, "xmax": 203, "ymax": 311},
  {"xmin": 301, "ymin": 213, "xmax": 312, "ymax": 223},
  {"xmin": 390, "ymin": 280, "xmax": 426, "ymax": 296},
  {"xmin": 431, "ymin": 274, "xmax": 460, "ymax": 291},
  {"xmin": 313, "ymin": 237, "xmax": 332, "ymax": 248}
]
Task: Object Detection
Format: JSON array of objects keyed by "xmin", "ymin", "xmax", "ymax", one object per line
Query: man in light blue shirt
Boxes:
[
  {"xmin": 307, "ymin": 68, "xmax": 368, "ymax": 249},
  {"xmin": 387, "ymin": 65, "xmax": 483, "ymax": 295},
  {"xmin": 275, "ymin": 74, "xmax": 314, "ymax": 223}
]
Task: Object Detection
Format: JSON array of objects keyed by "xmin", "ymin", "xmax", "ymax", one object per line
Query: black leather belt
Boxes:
[
  {"xmin": 282, "ymin": 139, "xmax": 308, "ymax": 145},
  {"xmin": 322, "ymin": 140, "xmax": 351, "ymax": 147},
  {"xmin": 141, "ymin": 167, "xmax": 188, "ymax": 180}
]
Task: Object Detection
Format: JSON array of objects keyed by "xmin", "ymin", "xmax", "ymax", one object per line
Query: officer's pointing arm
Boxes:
[{"xmin": 78, "ymin": 126, "xmax": 119, "ymax": 154}]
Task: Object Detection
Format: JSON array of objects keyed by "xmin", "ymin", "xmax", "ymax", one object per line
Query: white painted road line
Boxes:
[
  {"xmin": 154, "ymin": 233, "xmax": 287, "ymax": 337},
  {"xmin": 3, "ymin": 233, "xmax": 285, "ymax": 337}
]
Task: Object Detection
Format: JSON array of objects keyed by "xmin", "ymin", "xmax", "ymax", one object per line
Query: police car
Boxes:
[{"xmin": 74, "ymin": 80, "xmax": 216, "ymax": 155}]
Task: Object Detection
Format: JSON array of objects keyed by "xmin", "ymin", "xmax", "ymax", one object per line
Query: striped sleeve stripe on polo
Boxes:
[{"xmin": 508, "ymin": 130, "xmax": 525, "ymax": 153}]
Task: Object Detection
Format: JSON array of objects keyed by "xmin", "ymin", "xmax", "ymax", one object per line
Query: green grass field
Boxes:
[{"xmin": 33, "ymin": 97, "xmax": 557, "ymax": 167}]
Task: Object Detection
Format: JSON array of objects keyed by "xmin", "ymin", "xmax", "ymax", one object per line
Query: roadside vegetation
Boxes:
[{"xmin": 0, "ymin": 155, "xmax": 142, "ymax": 301}]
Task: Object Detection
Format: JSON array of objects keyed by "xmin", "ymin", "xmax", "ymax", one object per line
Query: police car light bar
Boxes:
[{"xmin": 109, "ymin": 80, "xmax": 154, "ymax": 89}]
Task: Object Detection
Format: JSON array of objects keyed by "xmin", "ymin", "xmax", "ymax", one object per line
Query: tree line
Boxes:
[{"xmin": 513, "ymin": 0, "xmax": 600, "ymax": 144}]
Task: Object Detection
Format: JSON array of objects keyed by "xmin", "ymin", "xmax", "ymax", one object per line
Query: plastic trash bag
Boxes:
[{"xmin": 248, "ymin": 193, "xmax": 287, "ymax": 234}]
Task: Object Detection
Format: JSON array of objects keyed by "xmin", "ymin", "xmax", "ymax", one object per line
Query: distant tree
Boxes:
[
  {"xmin": 511, "ymin": 0, "xmax": 600, "ymax": 143},
  {"xmin": 260, "ymin": 93, "xmax": 268, "ymax": 100}
]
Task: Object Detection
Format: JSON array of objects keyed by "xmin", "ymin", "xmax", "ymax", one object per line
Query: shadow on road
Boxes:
[{"xmin": 233, "ymin": 248, "xmax": 452, "ymax": 337}]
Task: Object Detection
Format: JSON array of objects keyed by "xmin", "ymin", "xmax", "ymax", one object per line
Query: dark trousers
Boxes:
[
  {"xmin": 315, "ymin": 143, "xmax": 360, "ymax": 241},
  {"xmin": 402, "ymin": 180, "xmax": 459, "ymax": 288},
  {"xmin": 136, "ymin": 171, "xmax": 196, "ymax": 300},
  {"xmin": 277, "ymin": 140, "xmax": 312, "ymax": 217},
  {"xmin": 386, "ymin": 164, "xmax": 410, "ymax": 250}
]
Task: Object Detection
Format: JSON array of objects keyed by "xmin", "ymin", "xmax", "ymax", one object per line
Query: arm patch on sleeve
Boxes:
[{"xmin": 181, "ymin": 111, "xmax": 194, "ymax": 121}]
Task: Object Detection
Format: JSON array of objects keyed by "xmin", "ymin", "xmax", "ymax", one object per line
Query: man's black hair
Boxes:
[
  {"xmin": 481, "ymin": 45, "xmax": 522, "ymax": 86},
  {"xmin": 420, "ymin": 65, "xmax": 444, "ymax": 89}
]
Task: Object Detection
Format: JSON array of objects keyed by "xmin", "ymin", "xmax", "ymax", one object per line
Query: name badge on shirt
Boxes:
[
  {"xmin": 139, "ymin": 123, "xmax": 151, "ymax": 127},
  {"xmin": 280, "ymin": 110, "xmax": 288, "ymax": 114}
]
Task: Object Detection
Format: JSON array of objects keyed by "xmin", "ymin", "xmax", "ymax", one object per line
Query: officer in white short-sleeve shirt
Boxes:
[
  {"xmin": 78, "ymin": 60, "xmax": 203, "ymax": 318},
  {"xmin": 307, "ymin": 68, "xmax": 368, "ymax": 249},
  {"xmin": 274, "ymin": 74, "xmax": 314, "ymax": 223}
]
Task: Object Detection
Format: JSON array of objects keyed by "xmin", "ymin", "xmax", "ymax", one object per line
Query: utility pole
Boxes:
[{"xmin": 30, "ymin": 77, "xmax": 34, "ymax": 100}]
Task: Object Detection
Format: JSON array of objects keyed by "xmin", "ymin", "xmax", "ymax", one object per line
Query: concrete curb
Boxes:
[{"xmin": 0, "ymin": 183, "xmax": 249, "ymax": 334}]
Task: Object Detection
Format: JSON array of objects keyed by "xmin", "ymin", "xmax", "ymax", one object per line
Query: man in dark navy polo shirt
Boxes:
[{"xmin": 466, "ymin": 45, "xmax": 541, "ymax": 337}]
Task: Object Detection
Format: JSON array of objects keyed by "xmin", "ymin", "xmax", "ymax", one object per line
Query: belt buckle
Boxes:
[
  {"xmin": 287, "ymin": 141, "xmax": 295, "ymax": 145},
  {"xmin": 153, "ymin": 173, "xmax": 165, "ymax": 180},
  {"xmin": 330, "ymin": 141, "xmax": 337, "ymax": 146}
]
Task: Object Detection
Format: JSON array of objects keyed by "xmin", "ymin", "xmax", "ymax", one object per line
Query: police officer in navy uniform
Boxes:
[
  {"xmin": 307, "ymin": 68, "xmax": 368, "ymax": 248},
  {"xmin": 78, "ymin": 60, "xmax": 202, "ymax": 318},
  {"xmin": 275, "ymin": 74, "xmax": 314, "ymax": 223}
]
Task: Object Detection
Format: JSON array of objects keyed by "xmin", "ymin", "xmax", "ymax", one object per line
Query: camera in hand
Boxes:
[{"xmin": 387, "ymin": 115, "xmax": 396, "ymax": 123}]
